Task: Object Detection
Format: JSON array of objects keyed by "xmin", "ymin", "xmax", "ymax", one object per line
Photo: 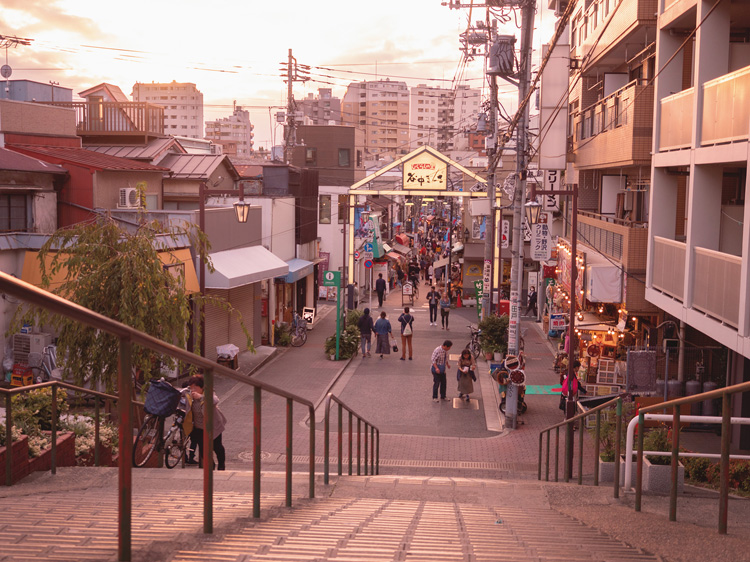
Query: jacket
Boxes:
[{"xmin": 357, "ymin": 313, "xmax": 374, "ymax": 335}]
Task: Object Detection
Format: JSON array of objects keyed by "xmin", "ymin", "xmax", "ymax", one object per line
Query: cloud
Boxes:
[{"xmin": 1, "ymin": 0, "xmax": 106, "ymax": 41}]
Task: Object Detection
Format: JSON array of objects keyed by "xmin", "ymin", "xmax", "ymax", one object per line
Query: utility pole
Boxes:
[
  {"xmin": 279, "ymin": 48, "xmax": 310, "ymax": 164},
  {"xmin": 482, "ymin": 69, "xmax": 498, "ymax": 320}
]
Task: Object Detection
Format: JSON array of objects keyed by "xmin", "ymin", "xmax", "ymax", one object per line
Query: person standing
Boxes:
[
  {"xmin": 426, "ymin": 285, "xmax": 439, "ymax": 326},
  {"xmin": 353, "ymin": 282, "xmax": 360, "ymax": 309},
  {"xmin": 374, "ymin": 311, "xmax": 392, "ymax": 359},
  {"xmin": 357, "ymin": 308, "xmax": 374, "ymax": 358},
  {"xmin": 525, "ymin": 286, "xmax": 538, "ymax": 317},
  {"xmin": 439, "ymin": 291, "xmax": 451, "ymax": 330},
  {"xmin": 427, "ymin": 262, "xmax": 435, "ymax": 286},
  {"xmin": 457, "ymin": 348, "xmax": 477, "ymax": 402},
  {"xmin": 431, "ymin": 340, "xmax": 453, "ymax": 402},
  {"xmin": 396, "ymin": 264, "xmax": 405, "ymax": 287},
  {"xmin": 397, "ymin": 306, "xmax": 414, "ymax": 361},
  {"xmin": 186, "ymin": 374, "xmax": 227, "ymax": 470},
  {"xmin": 375, "ymin": 273, "xmax": 386, "ymax": 308}
]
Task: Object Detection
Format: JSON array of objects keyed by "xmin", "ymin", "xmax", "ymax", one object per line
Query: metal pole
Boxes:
[
  {"xmin": 253, "ymin": 386, "xmax": 261, "ymax": 518},
  {"xmin": 338, "ymin": 403, "xmax": 343, "ymax": 476},
  {"xmin": 481, "ymin": 72, "xmax": 498, "ymax": 320},
  {"xmin": 199, "ymin": 181, "xmax": 206, "ymax": 358},
  {"xmin": 614, "ymin": 399, "xmax": 622, "ymax": 499},
  {"xmin": 670, "ymin": 405, "xmax": 680, "ymax": 521},
  {"xmin": 565, "ymin": 190, "xmax": 579, "ymax": 477},
  {"xmin": 287, "ymin": 398, "xmax": 294, "ymax": 503},
  {"xmin": 51, "ymin": 385, "xmax": 57, "ymax": 475},
  {"xmin": 5, "ymin": 393, "xmax": 11, "ymax": 486},
  {"xmin": 204, "ymin": 367, "xmax": 214, "ymax": 533},
  {"xmin": 719, "ymin": 393, "xmax": 731, "ymax": 534},
  {"xmin": 118, "ymin": 339, "xmax": 133, "ymax": 562},
  {"xmin": 635, "ymin": 412, "xmax": 644, "ymax": 512},
  {"xmin": 594, "ymin": 410, "xmax": 601, "ymax": 486}
]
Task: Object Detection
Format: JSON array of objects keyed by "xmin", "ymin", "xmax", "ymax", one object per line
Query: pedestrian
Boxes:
[
  {"xmin": 457, "ymin": 348, "xmax": 477, "ymax": 402},
  {"xmin": 525, "ymin": 285, "xmax": 538, "ymax": 317},
  {"xmin": 439, "ymin": 291, "xmax": 451, "ymax": 330},
  {"xmin": 357, "ymin": 307, "xmax": 374, "ymax": 358},
  {"xmin": 375, "ymin": 273, "xmax": 386, "ymax": 307},
  {"xmin": 353, "ymin": 282, "xmax": 359, "ymax": 309},
  {"xmin": 431, "ymin": 340, "xmax": 453, "ymax": 402},
  {"xmin": 397, "ymin": 306, "xmax": 414, "ymax": 361},
  {"xmin": 374, "ymin": 310, "xmax": 392, "ymax": 359},
  {"xmin": 396, "ymin": 264, "xmax": 405, "ymax": 287},
  {"xmin": 426, "ymin": 285, "xmax": 439, "ymax": 326},
  {"xmin": 186, "ymin": 374, "xmax": 227, "ymax": 470},
  {"xmin": 428, "ymin": 262, "xmax": 435, "ymax": 285},
  {"xmin": 560, "ymin": 361, "xmax": 588, "ymax": 424}
]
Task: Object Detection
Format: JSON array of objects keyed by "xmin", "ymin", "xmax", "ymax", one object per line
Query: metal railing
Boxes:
[
  {"xmin": 634, "ymin": 381, "xmax": 750, "ymax": 534},
  {"xmin": 538, "ymin": 395, "xmax": 627, "ymax": 498},
  {"xmin": 0, "ymin": 271, "xmax": 320, "ymax": 561},
  {"xmin": 323, "ymin": 393, "xmax": 380, "ymax": 484},
  {"xmin": 3, "ymin": 381, "xmax": 121, "ymax": 484}
]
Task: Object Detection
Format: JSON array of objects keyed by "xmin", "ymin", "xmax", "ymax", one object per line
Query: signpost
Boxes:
[
  {"xmin": 473, "ymin": 280, "xmax": 483, "ymax": 320},
  {"xmin": 323, "ymin": 271, "xmax": 341, "ymax": 359}
]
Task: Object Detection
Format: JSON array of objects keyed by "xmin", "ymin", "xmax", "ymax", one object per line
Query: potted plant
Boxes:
[
  {"xmin": 478, "ymin": 314, "xmax": 509, "ymax": 361},
  {"xmin": 642, "ymin": 426, "xmax": 684, "ymax": 493},
  {"xmin": 591, "ymin": 403, "xmax": 634, "ymax": 486}
]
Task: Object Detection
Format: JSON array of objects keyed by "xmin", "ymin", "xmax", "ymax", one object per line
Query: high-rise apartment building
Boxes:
[
  {"xmin": 205, "ymin": 105, "xmax": 255, "ymax": 157},
  {"xmin": 342, "ymin": 80, "xmax": 410, "ymax": 157},
  {"xmin": 299, "ymin": 88, "xmax": 341, "ymax": 125},
  {"xmin": 132, "ymin": 81, "xmax": 204, "ymax": 138},
  {"xmin": 409, "ymin": 84, "xmax": 481, "ymax": 152}
]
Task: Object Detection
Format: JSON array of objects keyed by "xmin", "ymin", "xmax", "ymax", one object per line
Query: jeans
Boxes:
[
  {"xmin": 432, "ymin": 367, "xmax": 447, "ymax": 399},
  {"xmin": 429, "ymin": 304, "xmax": 438, "ymax": 323},
  {"xmin": 188, "ymin": 428, "xmax": 226, "ymax": 470},
  {"xmin": 360, "ymin": 334, "xmax": 371, "ymax": 356},
  {"xmin": 441, "ymin": 308, "xmax": 450, "ymax": 328}
]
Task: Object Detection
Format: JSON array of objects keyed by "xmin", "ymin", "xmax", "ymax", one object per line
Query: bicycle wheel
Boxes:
[
  {"xmin": 133, "ymin": 414, "xmax": 160, "ymax": 467},
  {"xmin": 291, "ymin": 325, "xmax": 307, "ymax": 347},
  {"xmin": 164, "ymin": 425, "xmax": 186, "ymax": 469},
  {"xmin": 469, "ymin": 339, "xmax": 481, "ymax": 359}
]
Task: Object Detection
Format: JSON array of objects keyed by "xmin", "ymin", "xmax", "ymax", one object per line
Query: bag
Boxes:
[
  {"xmin": 403, "ymin": 322, "xmax": 413, "ymax": 336},
  {"xmin": 559, "ymin": 394, "xmax": 566, "ymax": 411},
  {"xmin": 144, "ymin": 379, "xmax": 181, "ymax": 417},
  {"xmin": 390, "ymin": 335, "xmax": 398, "ymax": 353}
]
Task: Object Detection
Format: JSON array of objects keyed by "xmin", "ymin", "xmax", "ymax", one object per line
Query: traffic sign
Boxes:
[
  {"xmin": 363, "ymin": 242, "xmax": 374, "ymax": 253},
  {"xmin": 362, "ymin": 251, "xmax": 374, "ymax": 260},
  {"xmin": 364, "ymin": 260, "xmax": 373, "ymax": 269},
  {"xmin": 354, "ymin": 251, "xmax": 360, "ymax": 260},
  {"xmin": 323, "ymin": 270, "xmax": 341, "ymax": 287}
]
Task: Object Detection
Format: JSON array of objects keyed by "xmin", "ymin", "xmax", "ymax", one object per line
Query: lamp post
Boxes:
[
  {"xmin": 198, "ymin": 181, "xmax": 251, "ymax": 357},
  {"xmin": 525, "ymin": 185, "xmax": 578, "ymax": 479}
]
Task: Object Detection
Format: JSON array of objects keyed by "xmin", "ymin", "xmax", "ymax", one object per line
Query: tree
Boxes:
[{"xmin": 12, "ymin": 216, "xmax": 252, "ymax": 393}]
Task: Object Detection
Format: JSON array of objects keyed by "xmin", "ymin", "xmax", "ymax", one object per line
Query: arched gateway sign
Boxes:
[{"xmin": 347, "ymin": 145, "xmax": 489, "ymax": 285}]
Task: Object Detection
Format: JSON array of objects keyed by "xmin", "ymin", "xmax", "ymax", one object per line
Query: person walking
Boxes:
[
  {"xmin": 375, "ymin": 273, "xmax": 387, "ymax": 308},
  {"xmin": 560, "ymin": 361, "xmax": 587, "ymax": 425},
  {"xmin": 396, "ymin": 264, "xmax": 405, "ymax": 287},
  {"xmin": 427, "ymin": 262, "xmax": 435, "ymax": 286},
  {"xmin": 397, "ymin": 306, "xmax": 414, "ymax": 361},
  {"xmin": 439, "ymin": 291, "xmax": 451, "ymax": 330},
  {"xmin": 431, "ymin": 340, "xmax": 453, "ymax": 402},
  {"xmin": 525, "ymin": 285, "xmax": 538, "ymax": 317},
  {"xmin": 186, "ymin": 374, "xmax": 227, "ymax": 470},
  {"xmin": 357, "ymin": 307, "xmax": 374, "ymax": 358},
  {"xmin": 457, "ymin": 348, "xmax": 477, "ymax": 402},
  {"xmin": 426, "ymin": 285, "xmax": 439, "ymax": 326},
  {"xmin": 374, "ymin": 311, "xmax": 392, "ymax": 359}
]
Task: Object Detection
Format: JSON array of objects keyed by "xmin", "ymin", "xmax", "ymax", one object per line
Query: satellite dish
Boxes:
[{"xmin": 0, "ymin": 65, "xmax": 11, "ymax": 79}]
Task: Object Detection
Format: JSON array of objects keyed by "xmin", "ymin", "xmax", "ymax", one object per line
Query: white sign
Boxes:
[
  {"xmin": 482, "ymin": 260, "xmax": 491, "ymax": 297},
  {"xmin": 522, "ymin": 217, "xmax": 531, "ymax": 242},
  {"xmin": 530, "ymin": 213, "xmax": 552, "ymax": 261},
  {"xmin": 403, "ymin": 151, "xmax": 447, "ymax": 190},
  {"xmin": 508, "ymin": 288, "xmax": 519, "ymax": 352},
  {"xmin": 362, "ymin": 251, "xmax": 374, "ymax": 260},
  {"xmin": 543, "ymin": 170, "xmax": 560, "ymax": 211},
  {"xmin": 501, "ymin": 220, "xmax": 509, "ymax": 249}
]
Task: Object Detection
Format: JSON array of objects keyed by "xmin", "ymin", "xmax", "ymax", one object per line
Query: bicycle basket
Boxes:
[{"xmin": 144, "ymin": 379, "xmax": 181, "ymax": 417}]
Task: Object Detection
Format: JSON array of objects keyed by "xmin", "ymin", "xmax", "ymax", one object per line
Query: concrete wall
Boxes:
[{"xmin": 0, "ymin": 99, "xmax": 77, "ymax": 138}]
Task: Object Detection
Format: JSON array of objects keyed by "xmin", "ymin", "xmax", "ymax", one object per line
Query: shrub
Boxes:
[
  {"xmin": 274, "ymin": 322, "xmax": 292, "ymax": 346},
  {"xmin": 643, "ymin": 427, "xmax": 672, "ymax": 465},
  {"xmin": 683, "ymin": 456, "xmax": 712, "ymax": 482},
  {"xmin": 61, "ymin": 415, "xmax": 119, "ymax": 460},
  {"xmin": 478, "ymin": 314, "xmax": 509, "ymax": 355},
  {"xmin": 10, "ymin": 388, "xmax": 68, "ymax": 437}
]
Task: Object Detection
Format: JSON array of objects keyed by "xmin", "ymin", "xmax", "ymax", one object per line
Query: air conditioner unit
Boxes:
[
  {"xmin": 663, "ymin": 338, "xmax": 679, "ymax": 352},
  {"xmin": 13, "ymin": 332, "xmax": 52, "ymax": 364},
  {"xmin": 118, "ymin": 187, "xmax": 140, "ymax": 209}
]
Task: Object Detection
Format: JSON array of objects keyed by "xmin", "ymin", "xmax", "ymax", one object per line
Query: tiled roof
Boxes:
[
  {"xmin": 7, "ymin": 145, "xmax": 169, "ymax": 172},
  {"xmin": 85, "ymin": 138, "xmax": 184, "ymax": 162},
  {"xmin": 0, "ymin": 147, "xmax": 67, "ymax": 175},
  {"xmin": 78, "ymin": 83, "xmax": 130, "ymax": 103}
]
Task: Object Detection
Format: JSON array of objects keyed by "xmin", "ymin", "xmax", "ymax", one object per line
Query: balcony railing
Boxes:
[
  {"xmin": 692, "ymin": 246, "xmax": 741, "ymax": 327},
  {"xmin": 651, "ymin": 236, "xmax": 686, "ymax": 300},
  {"xmin": 38, "ymin": 101, "xmax": 164, "ymax": 137},
  {"xmin": 572, "ymin": 80, "xmax": 654, "ymax": 168},
  {"xmin": 577, "ymin": 212, "xmax": 648, "ymax": 266},
  {"xmin": 659, "ymin": 88, "xmax": 694, "ymax": 150},
  {"xmin": 701, "ymin": 64, "xmax": 750, "ymax": 145}
]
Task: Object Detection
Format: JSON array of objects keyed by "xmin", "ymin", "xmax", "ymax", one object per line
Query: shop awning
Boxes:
[
  {"xmin": 281, "ymin": 258, "xmax": 315, "ymax": 284},
  {"xmin": 206, "ymin": 246, "xmax": 288, "ymax": 289},
  {"xmin": 433, "ymin": 256, "xmax": 450, "ymax": 269},
  {"xmin": 452, "ymin": 242, "xmax": 464, "ymax": 253},
  {"xmin": 385, "ymin": 251, "xmax": 403, "ymax": 261},
  {"xmin": 21, "ymin": 248, "xmax": 200, "ymax": 293},
  {"xmin": 394, "ymin": 234, "xmax": 409, "ymax": 246},
  {"xmin": 582, "ymin": 248, "xmax": 622, "ymax": 303},
  {"xmin": 382, "ymin": 242, "xmax": 393, "ymax": 253},
  {"xmin": 392, "ymin": 243, "xmax": 412, "ymax": 256}
]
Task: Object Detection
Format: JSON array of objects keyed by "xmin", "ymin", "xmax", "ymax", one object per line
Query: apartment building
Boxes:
[
  {"xmin": 132, "ymin": 81, "xmax": 204, "ymax": 138},
  {"xmin": 647, "ymin": 0, "xmax": 750, "ymax": 442},
  {"xmin": 299, "ymin": 88, "xmax": 341, "ymax": 125},
  {"xmin": 341, "ymin": 80, "xmax": 410, "ymax": 158},
  {"xmin": 409, "ymin": 84, "xmax": 482, "ymax": 152},
  {"xmin": 205, "ymin": 105, "xmax": 255, "ymax": 157}
]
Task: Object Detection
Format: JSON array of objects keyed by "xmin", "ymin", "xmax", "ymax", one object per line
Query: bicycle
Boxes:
[
  {"xmin": 133, "ymin": 380, "xmax": 191, "ymax": 468},
  {"xmin": 466, "ymin": 325, "xmax": 482, "ymax": 359},
  {"xmin": 290, "ymin": 310, "xmax": 308, "ymax": 347}
]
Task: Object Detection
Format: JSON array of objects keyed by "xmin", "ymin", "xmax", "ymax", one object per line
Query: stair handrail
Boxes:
[
  {"xmin": 538, "ymin": 394, "xmax": 628, "ymax": 496},
  {"xmin": 0, "ymin": 270, "xmax": 316, "ymax": 561},
  {"xmin": 323, "ymin": 393, "xmax": 380, "ymax": 484}
]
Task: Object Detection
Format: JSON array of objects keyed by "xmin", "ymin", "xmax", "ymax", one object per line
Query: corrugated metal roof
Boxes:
[
  {"xmin": 85, "ymin": 138, "xmax": 183, "ymax": 161},
  {"xmin": 0, "ymin": 148, "xmax": 67, "ymax": 175},
  {"xmin": 7, "ymin": 145, "xmax": 169, "ymax": 172},
  {"xmin": 235, "ymin": 164, "xmax": 263, "ymax": 178},
  {"xmin": 159, "ymin": 154, "xmax": 239, "ymax": 179}
]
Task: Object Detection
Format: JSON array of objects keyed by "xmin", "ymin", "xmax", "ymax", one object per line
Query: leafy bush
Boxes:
[
  {"xmin": 274, "ymin": 322, "xmax": 292, "ymax": 347},
  {"xmin": 0, "ymin": 423, "xmax": 22, "ymax": 447},
  {"xmin": 683, "ymin": 456, "xmax": 712, "ymax": 482},
  {"xmin": 643, "ymin": 427, "xmax": 673, "ymax": 465},
  {"xmin": 11, "ymin": 388, "xmax": 69, "ymax": 436},
  {"xmin": 478, "ymin": 314, "xmax": 509, "ymax": 355},
  {"xmin": 61, "ymin": 415, "xmax": 119, "ymax": 460},
  {"xmin": 324, "ymin": 323, "xmax": 361, "ymax": 360},
  {"xmin": 346, "ymin": 308, "xmax": 363, "ymax": 327}
]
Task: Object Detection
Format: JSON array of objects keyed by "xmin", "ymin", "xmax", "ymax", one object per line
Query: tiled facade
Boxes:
[{"xmin": 132, "ymin": 81, "xmax": 204, "ymax": 139}]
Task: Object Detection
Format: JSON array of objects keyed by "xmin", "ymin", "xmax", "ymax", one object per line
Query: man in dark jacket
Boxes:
[
  {"xmin": 375, "ymin": 273, "xmax": 387, "ymax": 307},
  {"xmin": 357, "ymin": 308, "xmax": 374, "ymax": 358}
]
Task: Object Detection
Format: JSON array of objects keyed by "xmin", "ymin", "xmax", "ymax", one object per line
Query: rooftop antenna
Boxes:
[{"xmin": 0, "ymin": 35, "xmax": 33, "ymax": 98}]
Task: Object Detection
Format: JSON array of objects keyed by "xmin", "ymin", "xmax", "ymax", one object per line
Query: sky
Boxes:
[{"xmin": 0, "ymin": 0, "xmax": 558, "ymax": 150}]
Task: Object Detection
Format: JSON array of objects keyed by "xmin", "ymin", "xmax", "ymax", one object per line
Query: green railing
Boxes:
[
  {"xmin": 323, "ymin": 393, "xmax": 380, "ymax": 484},
  {"xmin": 634, "ymin": 380, "xmax": 750, "ymax": 534},
  {"xmin": 538, "ymin": 394, "xmax": 627, "ymax": 498},
  {"xmin": 0, "ymin": 270, "xmax": 331, "ymax": 561}
]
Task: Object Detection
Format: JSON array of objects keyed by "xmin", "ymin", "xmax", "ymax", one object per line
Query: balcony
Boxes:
[
  {"xmin": 577, "ymin": 211, "xmax": 648, "ymax": 267},
  {"xmin": 39, "ymin": 101, "xmax": 165, "ymax": 140},
  {"xmin": 692, "ymin": 247, "xmax": 741, "ymax": 328},
  {"xmin": 571, "ymin": 80, "xmax": 654, "ymax": 169},
  {"xmin": 652, "ymin": 236, "xmax": 686, "ymax": 301},
  {"xmin": 659, "ymin": 88, "xmax": 693, "ymax": 151},
  {"xmin": 701, "ymin": 65, "xmax": 750, "ymax": 146}
]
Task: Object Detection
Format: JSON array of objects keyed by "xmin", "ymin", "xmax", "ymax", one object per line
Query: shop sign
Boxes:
[
  {"xmin": 550, "ymin": 313, "xmax": 566, "ymax": 330},
  {"xmin": 530, "ymin": 212, "xmax": 552, "ymax": 261},
  {"xmin": 482, "ymin": 260, "xmax": 491, "ymax": 297},
  {"xmin": 403, "ymin": 152, "xmax": 447, "ymax": 190},
  {"xmin": 501, "ymin": 220, "xmax": 509, "ymax": 249},
  {"xmin": 543, "ymin": 170, "xmax": 560, "ymax": 211},
  {"xmin": 323, "ymin": 270, "xmax": 340, "ymax": 287}
]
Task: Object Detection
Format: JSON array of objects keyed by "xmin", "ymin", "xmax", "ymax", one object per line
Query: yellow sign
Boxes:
[{"xmin": 403, "ymin": 152, "xmax": 447, "ymax": 190}]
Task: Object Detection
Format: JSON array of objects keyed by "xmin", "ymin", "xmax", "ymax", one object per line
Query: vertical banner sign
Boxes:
[
  {"xmin": 509, "ymin": 288, "xmax": 519, "ymax": 353},
  {"xmin": 530, "ymin": 212, "xmax": 552, "ymax": 261},
  {"xmin": 482, "ymin": 260, "xmax": 491, "ymax": 299},
  {"xmin": 323, "ymin": 271, "xmax": 342, "ymax": 359},
  {"xmin": 473, "ymin": 280, "xmax": 484, "ymax": 321},
  {"xmin": 501, "ymin": 220, "xmax": 510, "ymax": 249},
  {"xmin": 543, "ymin": 170, "xmax": 560, "ymax": 211}
]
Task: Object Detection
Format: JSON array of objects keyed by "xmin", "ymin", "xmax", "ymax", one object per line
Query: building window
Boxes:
[
  {"xmin": 319, "ymin": 195, "xmax": 331, "ymax": 224},
  {"xmin": 0, "ymin": 194, "xmax": 28, "ymax": 232},
  {"xmin": 338, "ymin": 148, "xmax": 351, "ymax": 167},
  {"xmin": 338, "ymin": 194, "xmax": 348, "ymax": 224},
  {"xmin": 306, "ymin": 147, "xmax": 317, "ymax": 165}
]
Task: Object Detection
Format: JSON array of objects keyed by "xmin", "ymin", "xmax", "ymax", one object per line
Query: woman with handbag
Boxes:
[
  {"xmin": 397, "ymin": 306, "xmax": 414, "ymax": 361},
  {"xmin": 374, "ymin": 310, "xmax": 392, "ymax": 359},
  {"xmin": 439, "ymin": 291, "xmax": 451, "ymax": 330},
  {"xmin": 457, "ymin": 348, "xmax": 477, "ymax": 402}
]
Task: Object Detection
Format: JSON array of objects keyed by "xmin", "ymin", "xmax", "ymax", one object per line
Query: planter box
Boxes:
[
  {"xmin": 0, "ymin": 436, "xmax": 31, "ymax": 485},
  {"xmin": 28, "ymin": 432, "xmax": 76, "ymax": 473},
  {"xmin": 644, "ymin": 456, "xmax": 684, "ymax": 494},
  {"xmin": 598, "ymin": 457, "xmax": 634, "ymax": 487}
]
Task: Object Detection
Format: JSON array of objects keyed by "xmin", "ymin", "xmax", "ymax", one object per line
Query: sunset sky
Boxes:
[{"xmin": 0, "ymin": 0, "xmax": 558, "ymax": 149}]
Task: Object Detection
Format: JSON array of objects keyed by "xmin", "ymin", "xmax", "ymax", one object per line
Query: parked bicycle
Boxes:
[
  {"xmin": 133, "ymin": 379, "xmax": 192, "ymax": 468},
  {"xmin": 466, "ymin": 325, "xmax": 482, "ymax": 359},
  {"xmin": 290, "ymin": 310, "xmax": 308, "ymax": 347}
]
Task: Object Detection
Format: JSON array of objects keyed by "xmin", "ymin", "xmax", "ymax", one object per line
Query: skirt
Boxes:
[
  {"xmin": 457, "ymin": 372, "xmax": 475, "ymax": 394},
  {"xmin": 375, "ymin": 333, "xmax": 391, "ymax": 355}
]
